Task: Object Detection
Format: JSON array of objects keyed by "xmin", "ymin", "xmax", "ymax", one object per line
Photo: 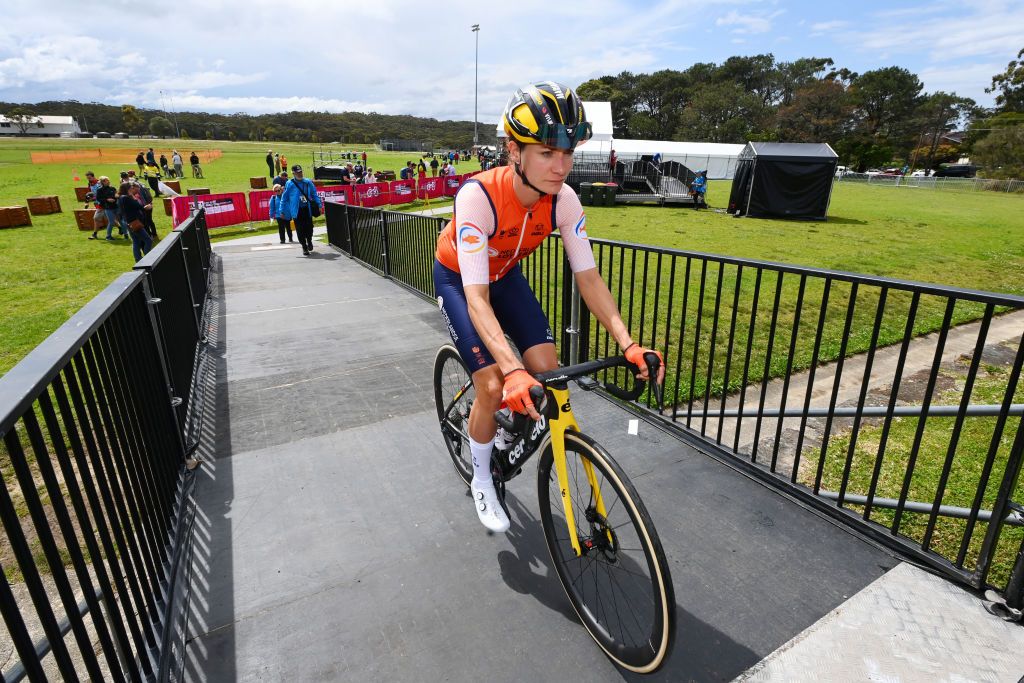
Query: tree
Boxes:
[
  {"xmin": 776, "ymin": 57, "xmax": 835, "ymax": 106},
  {"xmin": 676, "ymin": 81, "xmax": 766, "ymax": 143},
  {"xmin": 987, "ymin": 47, "xmax": 1024, "ymax": 113},
  {"xmin": 633, "ymin": 70, "xmax": 690, "ymax": 139},
  {"xmin": 180, "ymin": 128, "xmax": 190, "ymax": 140},
  {"xmin": 969, "ymin": 112, "xmax": 1024, "ymax": 178},
  {"xmin": 777, "ymin": 79, "xmax": 853, "ymax": 143},
  {"xmin": 6, "ymin": 106, "xmax": 42, "ymax": 134},
  {"xmin": 121, "ymin": 104, "xmax": 144, "ymax": 134},
  {"xmin": 849, "ymin": 66, "xmax": 924, "ymax": 160},
  {"xmin": 149, "ymin": 115, "xmax": 175, "ymax": 137},
  {"xmin": 911, "ymin": 92, "xmax": 976, "ymax": 168}
]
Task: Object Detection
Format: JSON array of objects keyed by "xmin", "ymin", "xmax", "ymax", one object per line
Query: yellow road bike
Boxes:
[{"xmin": 433, "ymin": 346, "xmax": 675, "ymax": 673}]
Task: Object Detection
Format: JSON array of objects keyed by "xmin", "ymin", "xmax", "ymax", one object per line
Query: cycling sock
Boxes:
[{"xmin": 469, "ymin": 435, "xmax": 495, "ymax": 486}]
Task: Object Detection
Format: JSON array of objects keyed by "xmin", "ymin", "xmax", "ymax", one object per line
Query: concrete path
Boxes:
[{"xmin": 184, "ymin": 240, "xmax": 901, "ymax": 682}]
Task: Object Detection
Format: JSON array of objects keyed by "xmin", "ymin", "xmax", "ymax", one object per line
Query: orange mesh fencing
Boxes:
[{"xmin": 31, "ymin": 149, "xmax": 223, "ymax": 165}]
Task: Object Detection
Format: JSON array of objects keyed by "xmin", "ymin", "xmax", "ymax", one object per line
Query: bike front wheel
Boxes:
[
  {"xmin": 537, "ymin": 431, "xmax": 675, "ymax": 673},
  {"xmin": 433, "ymin": 344, "xmax": 474, "ymax": 486}
]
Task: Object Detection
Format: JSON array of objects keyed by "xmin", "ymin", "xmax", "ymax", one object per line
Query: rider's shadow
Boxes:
[{"xmin": 495, "ymin": 493, "xmax": 581, "ymax": 625}]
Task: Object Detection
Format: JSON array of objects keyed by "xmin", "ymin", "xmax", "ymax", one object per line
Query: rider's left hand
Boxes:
[{"xmin": 624, "ymin": 343, "xmax": 665, "ymax": 385}]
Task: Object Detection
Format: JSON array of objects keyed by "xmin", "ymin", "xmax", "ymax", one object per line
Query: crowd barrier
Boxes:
[{"xmin": 169, "ymin": 173, "xmax": 480, "ymax": 229}]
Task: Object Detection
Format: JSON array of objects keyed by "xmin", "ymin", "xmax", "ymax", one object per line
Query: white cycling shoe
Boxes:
[{"xmin": 471, "ymin": 480, "xmax": 510, "ymax": 533}]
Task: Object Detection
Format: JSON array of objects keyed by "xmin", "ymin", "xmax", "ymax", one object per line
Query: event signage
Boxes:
[
  {"xmin": 417, "ymin": 177, "xmax": 444, "ymax": 200},
  {"xmin": 248, "ymin": 185, "xmax": 354, "ymax": 221},
  {"xmin": 171, "ymin": 192, "xmax": 250, "ymax": 228},
  {"xmin": 355, "ymin": 182, "xmax": 390, "ymax": 208},
  {"xmin": 444, "ymin": 175, "xmax": 464, "ymax": 197},
  {"xmin": 389, "ymin": 180, "xmax": 415, "ymax": 205}
]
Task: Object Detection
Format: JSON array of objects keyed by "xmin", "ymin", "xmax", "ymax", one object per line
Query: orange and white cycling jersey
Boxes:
[{"xmin": 435, "ymin": 166, "xmax": 596, "ymax": 285}]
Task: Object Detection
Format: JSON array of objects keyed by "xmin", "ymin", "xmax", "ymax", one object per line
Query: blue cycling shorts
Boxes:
[{"xmin": 433, "ymin": 260, "xmax": 555, "ymax": 372}]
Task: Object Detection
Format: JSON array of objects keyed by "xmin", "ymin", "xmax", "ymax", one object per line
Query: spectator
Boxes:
[
  {"xmin": 609, "ymin": 149, "xmax": 617, "ymax": 172},
  {"xmin": 273, "ymin": 169, "xmax": 289, "ymax": 188},
  {"xmin": 690, "ymin": 171, "xmax": 707, "ymax": 211},
  {"xmin": 361, "ymin": 151, "xmax": 367, "ymax": 166},
  {"xmin": 118, "ymin": 182, "xmax": 153, "ymax": 262},
  {"xmin": 159, "ymin": 153, "xmax": 171, "ymax": 177},
  {"xmin": 266, "ymin": 149, "xmax": 274, "ymax": 177},
  {"xmin": 279, "ymin": 164, "xmax": 322, "ymax": 256},
  {"xmin": 339, "ymin": 163, "xmax": 352, "ymax": 185},
  {"xmin": 280, "ymin": 154, "xmax": 288, "ymax": 172},
  {"xmin": 269, "ymin": 184, "xmax": 293, "ymax": 244},
  {"xmin": 274, "ymin": 153, "xmax": 282, "ymax": 175},
  {"xmin": 417, "ymin": 158, "xmax": 427, "ymax": 179},
  {"xmin": 653, "ymin": 151, "xmax": 662, "ymax": 165},
  {"xmin": 454, "ymin": 151, "xmax": 460, "ymax": 164},
  {"xmin": 190, "ymin": 151, "xmax": 203, "ymax": 178},
  {"xmin": 127, "ymin": 171, "xmax": 158, "ymax": 238},
  {"xmin": 95, "ymin": 176, "xmax": 124, "ymax": 241},
  {"xmin": 85, "ymin": 171, "xmax": 104, "ymax": 240},
  {"xmin": 430, "ymin": 156, "xmax": 439, "ymax": 176},
  {"xmin": 146, "ymin": 147, "xmax": 156, "ymax": 166},
  {"xmin": 364, "ymin": 167, "xmax": 374, "ymax": 183},
  {"xmin": 143, "ymin": 162, "xmax": 162, "ymax": 196},
  {"xmin": 172, "ymin": 150, "xmax": 183, "ymax": 179},
  {"xmin": 135, "ymin": 151, "xmax": 145, "ymax": 174}
]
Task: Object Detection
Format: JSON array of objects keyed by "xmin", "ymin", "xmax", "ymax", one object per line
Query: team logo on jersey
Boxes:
[
  {"xmin": 458, "ymin": 222, "xmax": 486, "ymax": 254},
  {"xmin": 487, "ymin": 246, "xmax": 499, "ymax": 257},
  {"xmin": 574, "ymin": 215, "xmax": 588, "ymax": 240}
]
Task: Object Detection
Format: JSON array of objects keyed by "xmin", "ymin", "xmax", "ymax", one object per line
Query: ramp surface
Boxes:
[{"xmin": 185, "ymin": 237, "xmax": 900, "ymax": 682}]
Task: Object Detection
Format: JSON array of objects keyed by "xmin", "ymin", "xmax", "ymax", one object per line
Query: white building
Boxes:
[{"xmin": 0, "ymin": 114, "xmax": 82, "ymax": 137}]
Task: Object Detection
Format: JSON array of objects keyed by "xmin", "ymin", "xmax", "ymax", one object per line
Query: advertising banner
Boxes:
[
  {"xmin": 171, "ymin": 192, "xmax": 250, "ymax": 228},
  {"xmin": 355, "ymin": 182, "xmax": 390, "ymax": 207},
  {"xmin": 318, "ymin": 185, "xmax": 354, "ymax": 206},
  {"xmin": 389, "ymin": 180, "xmax": 415, "ymax": 205},
  {"xmin": 444, "ymin": 174, "xmax": 464, "ymax": 197},
  {"xmin": 417, "ymin": 177, "xmax": 445, "ymax": 200},
  {"xmin": 248, "ymin": 190, "xmax": 275, "ymax": 222}
]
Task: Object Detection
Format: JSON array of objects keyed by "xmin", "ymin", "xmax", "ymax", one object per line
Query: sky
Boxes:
[{"xmin": 1, "ymin": 0, "xmax": 1021, "ymax": 124}]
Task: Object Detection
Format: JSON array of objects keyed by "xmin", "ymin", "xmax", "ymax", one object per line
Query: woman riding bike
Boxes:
[{"xmin": 433, "ymin": 81, "xmax": 664, "ymax": 533}]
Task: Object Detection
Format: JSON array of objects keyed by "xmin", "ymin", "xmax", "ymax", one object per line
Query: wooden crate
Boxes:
[
  {"xmin": 164, "ymin": 198, "xmax": 174, "ymax": 216},
  {"xmin": 0, "ymin": 206, "xmax": 32, "ymax": 228},
  {"xmin": 74, "ymin": 208, "xmax": 96, "ymax": 231},
  {"xmin": 250, "ymin": 176, "xmax": 268, "ymax": 189},
  {"xmin": 164, "ymin": 180, "xmax": 181, "ymax": 193},
  {"xmin": 75, "ymin": 186, "xmax": 92, "ymax": 202},
  {"xmin": 188, "ymin": 187, "xmax": 211, "ymax": 196},
  {"xmin": 27, "ymin": 195, "xmax": 62, "ymax": 215}
]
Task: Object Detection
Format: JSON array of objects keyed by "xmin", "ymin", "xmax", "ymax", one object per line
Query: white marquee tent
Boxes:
[{"xmin": 610, "ymin": 139, "xmax": 745, "ymax": 179}]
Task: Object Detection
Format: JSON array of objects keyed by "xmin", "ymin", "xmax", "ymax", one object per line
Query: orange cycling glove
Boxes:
[
  {"xmin": 624, "ymin": 343, "xmax": 665, "ymax": 383},
  {"xmin": 502, "ymin": 368, "xmax": 543, "ymax": 417}
]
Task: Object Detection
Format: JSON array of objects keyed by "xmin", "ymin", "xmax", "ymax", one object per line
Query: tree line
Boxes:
[
  {"xmin": 0, "ymin": 100, "xmax": 496, "ymax": 150},
  {"xmin": 576, "ymin": 49, "xmax": 1024, "ymax": 177}
]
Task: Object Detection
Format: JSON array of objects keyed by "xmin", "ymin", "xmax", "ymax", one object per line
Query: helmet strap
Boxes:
[{"xmin": 514, "ymin": 160, "xmax": 547, "ymax": 198}]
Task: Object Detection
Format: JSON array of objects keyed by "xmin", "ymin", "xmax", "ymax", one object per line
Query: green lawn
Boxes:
[{"xmin": 0, "ymin": 137, "xmax": 462, "ymax": 374}]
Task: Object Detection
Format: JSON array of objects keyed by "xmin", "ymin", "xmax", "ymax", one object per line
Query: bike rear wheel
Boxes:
[
  {"xmin": 537, "ymin": 431, "xmax": 675, "ymax": 673},
  {"xmin": 433, "ymin": 344, "xmax": 474, "ymax": 486}
]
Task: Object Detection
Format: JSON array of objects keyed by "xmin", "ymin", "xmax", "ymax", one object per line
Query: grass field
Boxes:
[{"xmin": 0, "ymin": 137, "xmax": 458, "ymax": 374}]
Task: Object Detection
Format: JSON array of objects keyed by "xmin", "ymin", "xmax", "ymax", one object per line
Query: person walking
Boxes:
[
  {"xmin": 273, "ymin": 169, "xmax": 289, "ymax": 189},
  {"xmin": 135, "ymin": 151, "xmax": 145, "ymax": 174},
  {"xmin": 279, "ymin": 153, "xmax": 287, "ymax": 173},
  {"xmin": 274, "ymin": 153, "xmax": 281, "ymax": 175},
  {"xmin": 269, "ymin": 184, "xmax": 294, "ymax": 244},
  {"xmin": 118, "ymin": 182, "xmax": 153, "ymax": 261},
  {"xmin": 172, "ymin": 150, "xmax": 184, "ymax": 179},
  {"xmin": 85, "ymin": 171, "xmax": 105, "ymax": 240},
  {"xmin": 278, "ymin": 165, "xmax": 322, "ymax": 256},
  {"xmin": 159, "ymin": 153, "xmax": 171, "ymax": 178},
  {"xmin": 690, "ymin": 171, "xmax": 707, "ymax": 210},
  {"xmin": 146, "ymin": 147, "xmax": 156, "ymax": 166},
  {"xmin": 95, "ymin": 176, "xmax": 124, "ymax": 241},
  {"xmin": 143, "ymin": 162, "xmax": 162, "ymax": 196},
  {"xmin": 266, "ymin": 149, "xmax": 274, "ymax": 177},
  {"xmin": 128, "ymin": 171, "xmax": 158, "ymax": 238},
  {"xmin": 430, "ymin": 156, "xmax": 439, "ymax": 176},
  {"xmin": 190, "ymin": 151, "xmax": 203, "ymax": 178}
]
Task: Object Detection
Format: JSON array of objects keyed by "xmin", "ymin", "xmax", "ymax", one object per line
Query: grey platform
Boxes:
[{"xmin": 183, "ymin": 236, "xmax": 1002, "ymax": 682}]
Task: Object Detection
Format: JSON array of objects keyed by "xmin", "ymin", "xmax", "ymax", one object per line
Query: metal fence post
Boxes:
[
  {"xmin": 380, "ymin": 211, "xmax": 391, "ymax": 277},
  {"xmin": 1006, "ymin": 536, "xmax": 1024, "ymax": 610},
  {"xmin": 560, "ymin": 251, "xmax": 575, "ymax": 367}
]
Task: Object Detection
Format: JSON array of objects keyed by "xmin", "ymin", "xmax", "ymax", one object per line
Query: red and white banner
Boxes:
[
  {"xmin": 417, "ymin": 177, "xmax": 445, "ymax": 200},
  {"xmin": 389, "ymin": 180, "xmax": 415, "ymax": 205},
  {"xmin": 355, "ymin": 182, "xmax": 390, "ymax": 207},
  {"xmin": 248, "ymin": 190, "xmax": 275, "ymax": 221},
  {"xmin": 318, "ymin": 185, "xmax": 354, "ymax": 206},
  {"xmin": 172, "ymin": 192, "xmax": 250, "ymax": 228},
  {"xmin": 444, "ymin": 174, "xmax": 465, "ymax": 197}
]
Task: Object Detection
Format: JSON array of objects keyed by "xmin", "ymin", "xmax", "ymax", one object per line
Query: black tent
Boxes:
[{"xmin": 727, "ymin": 142, "xmax": 838, "ymax": 220}]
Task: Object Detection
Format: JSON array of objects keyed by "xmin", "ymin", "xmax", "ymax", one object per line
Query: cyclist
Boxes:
[{"xmin": 433, "ymin": 81, "xmax": 664, "ymax": 533}]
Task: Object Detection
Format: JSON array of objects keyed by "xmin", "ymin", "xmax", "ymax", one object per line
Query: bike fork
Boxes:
[{"xmin": 547, "ymin": 386, "xmax": 611, "ymax": 557}]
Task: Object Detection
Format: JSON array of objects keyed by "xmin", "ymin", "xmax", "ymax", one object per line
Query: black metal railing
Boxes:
[
  {"xmin": 0, "ymin": 212, "xmax": 212, "ymax": 680},
  {"xmin": 325, "ymin": 204, "xmax": 1024, "ymax": 611}
]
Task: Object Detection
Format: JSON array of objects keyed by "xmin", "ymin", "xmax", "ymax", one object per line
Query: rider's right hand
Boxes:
[{"xmin": 502, "ymin": 368, "xmax": 542, "ymax": 420}]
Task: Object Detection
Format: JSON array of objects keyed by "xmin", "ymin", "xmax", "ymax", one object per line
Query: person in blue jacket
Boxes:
[
  {"xmin": 279, "ymin": 164, "xmax": 323, "ymax": 255},
  {"xmin": 690, "ymin": 171, "xmax": 707, "ymax": 210},
  {"xmin": 269, "ymin": 184, "xmax": 293, "ymax": 244}
]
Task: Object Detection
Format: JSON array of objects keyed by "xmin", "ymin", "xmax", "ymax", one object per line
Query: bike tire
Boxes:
[
  {"xmin": 537, "ymin": 431, "xmax": 675, "ymax": 673},
  {"xmin": 433, "ymin": 344, "xmax": 474, "ymax": 486}
]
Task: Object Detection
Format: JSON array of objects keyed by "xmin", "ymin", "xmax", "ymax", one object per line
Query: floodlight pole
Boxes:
[{"xmin": 472, "ymin": 24, "xmax": 480, "ymax": 148}]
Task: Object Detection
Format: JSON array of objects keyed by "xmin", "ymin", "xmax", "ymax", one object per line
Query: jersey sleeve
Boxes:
[
  {"xmin": 454, "ymin": 182, "xmax": 497, "ymax": 286},
  {"xmin": 555, "ymin": 185, "xmax": 597, "ymax": 273}
]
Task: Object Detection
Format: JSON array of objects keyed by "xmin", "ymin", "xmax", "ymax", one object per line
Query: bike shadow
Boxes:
[{"xmin": 499, "ymin": 492, "xmax": 761, "ymax": 682}]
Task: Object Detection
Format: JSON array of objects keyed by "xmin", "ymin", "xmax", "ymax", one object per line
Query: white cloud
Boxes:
[
  {"xmin": 810, "ymin": 20, "xmax": 847, "ymax": 32},
  {"xmin": 715, "ymin": 9, "xmax": 778, "ymax": 34}
]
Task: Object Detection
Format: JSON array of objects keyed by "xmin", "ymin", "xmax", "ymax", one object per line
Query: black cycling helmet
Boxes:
[{"xmin": 503, "ymin": 81, "xmax": 592, "ymax": 151}]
